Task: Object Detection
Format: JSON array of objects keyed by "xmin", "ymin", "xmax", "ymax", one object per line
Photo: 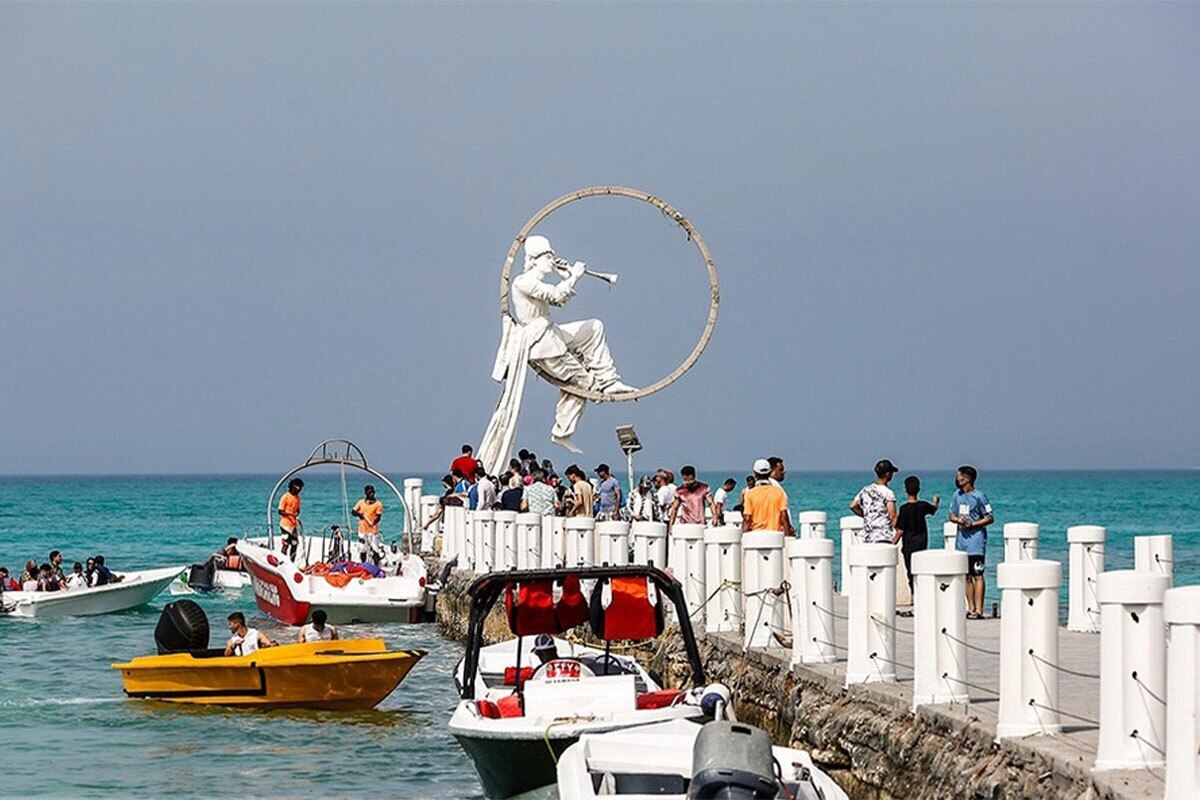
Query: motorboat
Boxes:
[
  {"xmin": 556, "ymin": 718, "xmax": 847, "ymax": 800},
  {"xmin": 169, "ymin": 562, "xmax": 250, "ymax": 595},
  {"xmin": 236, "ymin": 439, "xmax": 432, "ymax": 625},
  {"xmin": 448, "ymin": 565, "xmax": 715, "ymax": 799},
  {"xmin": 0, "ymin": 565, "xmax": 183, "ymax": 619},
  {"xmin": 112, "ymin": 600, "xmax": 425, "ymax": 709},
  {"xmin": 239, "ymin": 541, "xmax": 428, "ymax": 625}
]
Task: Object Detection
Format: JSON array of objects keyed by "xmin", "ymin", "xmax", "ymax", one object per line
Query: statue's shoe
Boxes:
[
  {"xmin": 551, "ymin": 434, "xmax": 583, "ymax": 454},
  {"xmin": 602, "ymin": 381, "xmax": 637, "ymax": 395}
]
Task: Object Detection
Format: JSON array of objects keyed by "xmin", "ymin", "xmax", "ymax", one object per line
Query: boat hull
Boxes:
[
  {"xmin": 239, "ymin": 542, "xmax": 427, "ymax": 626},
  {"xmin": 2, "ymin": 567, "xmax": 183, "ymax": 618},
  {"xmin": 113, "ymin": 639, "xmax": 425, "ymax": 710},
  {"xmin": 453, "ymin": 731, "xmax": 575, "ymax": 799}
]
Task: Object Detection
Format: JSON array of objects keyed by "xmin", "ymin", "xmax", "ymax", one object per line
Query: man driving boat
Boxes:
[{"xmin": 225, "ymin": 612, "xmax": 277, "ymax": 656}]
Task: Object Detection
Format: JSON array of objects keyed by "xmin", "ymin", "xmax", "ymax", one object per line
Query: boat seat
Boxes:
[
  {"xmin": 635, "ymin": 689, "xmax": 684, "ymax": 710},
  {"xmin": 475, "ymin": 696, "xmax": 525, "ymax": 719}
]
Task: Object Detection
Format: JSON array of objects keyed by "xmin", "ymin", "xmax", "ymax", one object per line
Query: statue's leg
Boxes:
[
  {"xmin": 535, "ymin": 352, "xmax": 592, "ymax": 441},
  {"xmin": 558, "ymin": 318, "xmax": 623, "ymax": 388}
]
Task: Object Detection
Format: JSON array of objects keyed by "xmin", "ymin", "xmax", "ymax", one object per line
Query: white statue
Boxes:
[{"xmin": 479, "ymin": 235, "xmax": 634, "ymax": 466}]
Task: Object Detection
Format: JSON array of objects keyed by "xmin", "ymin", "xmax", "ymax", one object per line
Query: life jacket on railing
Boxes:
[
  {"xmin": 589, "ymin": 575, "xmax": 664, "ymax": 641},
  {"xmin": 226, "ymin": 555, "xmax": 242, "ymax": 571}
]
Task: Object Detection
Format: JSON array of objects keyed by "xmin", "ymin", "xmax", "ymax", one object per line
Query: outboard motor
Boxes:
[
  {"xmin": 154, "ymin": 599, "xmax": 210, "ymax": 654},
  {"xmin": 186, "ymin": 560, "xmax": 217, "ymax": 593},
  {"xmin": 689, "ymin": 721, "xmax": 779, "ymax": 799}
]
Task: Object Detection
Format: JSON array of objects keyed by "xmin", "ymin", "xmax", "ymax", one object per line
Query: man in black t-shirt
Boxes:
[{"xmin": 892, "ymin": 476, "xmax": 940, "ymax": 599}]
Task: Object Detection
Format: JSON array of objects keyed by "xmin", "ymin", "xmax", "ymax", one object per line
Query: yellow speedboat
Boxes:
[
  {"xmin": 114, "ymin": 638, "xmax": 425, "ymax": 710},
  {"xmin": 113, "ymin": 600, "xmax": 424, "ymax": 710}
]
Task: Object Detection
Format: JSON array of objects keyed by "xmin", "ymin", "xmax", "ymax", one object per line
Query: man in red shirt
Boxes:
[
  {"xmin": 450, "ymin": 444, "xmax": 479, "ymax": 485},
  {"xmin": 669, "ymin": 465, "xmax": 717, "ymax": 527}
]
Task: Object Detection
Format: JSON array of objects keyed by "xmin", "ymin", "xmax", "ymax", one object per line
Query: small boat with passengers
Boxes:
[
  {"xmin": 448, "ymin": 564, "xmax": 717, "ymax": 799},
  {"xmin": 237, "ymin": 439, "xmax": 432, "ymax": 625},
  {"xmin": 1, "ymin": 565, "xmax": 183, "ymax": 619},
  {"xmin": 113, "ymin": 599, "xmax": 425, "ymax": 709}
]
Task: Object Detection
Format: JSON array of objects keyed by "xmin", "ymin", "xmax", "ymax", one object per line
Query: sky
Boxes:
[{"xmin": 2, "ymin": 3, "xmax": 1198, "ymax": 475}]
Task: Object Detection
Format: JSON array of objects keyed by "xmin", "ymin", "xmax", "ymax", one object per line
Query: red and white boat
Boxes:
[
  {"xmin": 236, "ymin": 439, "xmax": 431, "ymax": 626},
  {"xmin": 238, "ymin": 540, "xmax": 428, "ymax": 625}
]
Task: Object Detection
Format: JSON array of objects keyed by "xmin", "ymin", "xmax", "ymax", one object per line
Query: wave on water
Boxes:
[{"xmin": 0, "ymin": 697, "xmax": 123, "ymax": 708}]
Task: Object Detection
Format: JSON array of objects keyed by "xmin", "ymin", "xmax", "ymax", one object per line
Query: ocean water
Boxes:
[{"xmin": 0, "ymin": 470, "xmax": 1196, "ymax": 798}]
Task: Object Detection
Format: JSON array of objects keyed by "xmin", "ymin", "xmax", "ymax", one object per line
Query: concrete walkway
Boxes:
[{"xmin": 750, "ymin": 594, "xmax": 1165, "ymax": 799}]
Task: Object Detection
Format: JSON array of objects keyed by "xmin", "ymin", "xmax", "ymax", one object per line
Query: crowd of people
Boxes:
[
  {"xmin": 425, "ymin": 444, "xmax": 744, "ymax": 528},
  {"xmin": 437, "ymin": 444, "xmax": 993, "ymax": 621},
  {"xmin": 0, "ymin": 551, "xmax": 123, "ymax": 593}
]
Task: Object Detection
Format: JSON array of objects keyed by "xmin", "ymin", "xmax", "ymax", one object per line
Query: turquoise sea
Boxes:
[{"xmin": 0, "ymin": 470, "xmax": 1196, "ymax": 798}]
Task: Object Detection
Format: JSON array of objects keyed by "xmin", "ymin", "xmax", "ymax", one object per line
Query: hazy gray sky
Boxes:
[{"xmin": 2, "ymin": 3, "xmax": 1198, "ymax": 475}]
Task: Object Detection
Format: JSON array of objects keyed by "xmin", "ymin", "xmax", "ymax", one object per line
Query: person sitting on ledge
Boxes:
[{"xmin": 225, "ymin": 612, "xmax": 276, "ymax": 656}]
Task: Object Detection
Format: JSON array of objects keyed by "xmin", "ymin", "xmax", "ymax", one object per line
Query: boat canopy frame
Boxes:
[
  {"xmin": 265, "ymin": 438, "xmax": 414, "ymax": 555},
  {"xmin": 459, "ymin": 564, "xmax": 706, "ymax": 700}
]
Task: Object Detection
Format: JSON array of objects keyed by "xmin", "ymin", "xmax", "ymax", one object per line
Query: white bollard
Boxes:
[
  {"xmin": 788, "ymin": 538, "xmax": 836, "ymax": 665},
  {"xmin": 1134, "ymin": 534, "xmax": 1173, "ymax": 588},
  {"xmin": 493, "ymin": 510, "xmax": 518, "ymax": 570},
  {"xmin": 895, "ymin": 545, "xmax": 913, "ymax": 608},
  {"xmin": 515, "ymin": 513, "xmax": 542, "ymax": 570},
  {"xmin": 943, "ymin": 521, "xmax": 958, "ymax": 551},
  {"xmin": 548, "ymin": 516, "xmax": 567, "ymax": 567},
  {"xmin": 797, "ymin": 511, "xmax": 827, "ymax": 540},
  {"xmin": 742, "ymin": 531, "xmax": 786, "ymax": 649},
  {"xmin": 704, "ymin": 526, "xmax": 743, "ymax": 634},
  {"xmin": 631, "ymin": 521, "xmax": 668, "ymax": 567},
  {"xmin": 473, "ymin": 510, "xmax": 496, "ymax": 573},
  {"xmin": 996, "ymin": 559, "xmax": 1062, "ymax": 739},
  {"xmin": 1002, "ymin": 522, "xmax": 1039, "ymax": 562},
  {"xmin": 564, "ymin": 517, "xmax": 596, "ymax": 568},
  {"xmin": 1164, "ymin": 586, "xmax": 1200, "ymax": 799},
  {"xmin": 1066, "ymin": 525, "xmax": 1105, "ymax": 633},
  {"xmin": 911, "ymin": 550, "xmax": 969, "ymax": 708},
  {"xmin": 459, "ymin": 508, "xmax": 475, "ymax": 571},
  {"xmin": 1095, "ymin": 570, "xmax": 1169, "ymax": 770},
  {"xmin": 403, "ymin": 478, "xmax": 423, "ymax": 539},
  {"xmin": 420, "ymin": 494, "xmax": 440, "ymax": 555},
  {"xmin": 839, "ymin": 516, "xmax": 864, "ymax": 596},
  {"xmin": 442, "ymin": 504, "xmax": 462, "ymax": 563},
  {"xmin": 846, "ymin": 543, "xmax": 899, "ymax": 686},
  {"xmin": 669, "ymin": 523, "xmax": 707, "ymax": 623},
  {"xmin": 597, "ymin": 520, "xmax": 630, "ymax": 567}
]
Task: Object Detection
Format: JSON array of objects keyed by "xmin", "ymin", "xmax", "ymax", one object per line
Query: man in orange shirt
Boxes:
[
  {"xmin": 277, "ymin": 478, "xmax": 303, "ymax": 560},
  {"xmin": 351, "ymin": 484, "xmax": 385, "ymax": 566},
  {"xmin": 742, "ymin": 459, "xmax": 793, "ymax": 534}
]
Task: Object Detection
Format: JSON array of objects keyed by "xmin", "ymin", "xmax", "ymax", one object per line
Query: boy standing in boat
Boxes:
[
  {"xmin": 278, "ymin": 478, "xmax": 304, "ymax": 561},
  {"xmin": 352, "ymin": 484, "xmax": 384, "ymax": 566}
]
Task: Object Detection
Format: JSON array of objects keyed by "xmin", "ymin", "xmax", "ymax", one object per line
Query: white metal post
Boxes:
[
  {"xmin": 1066, "ymin": 525, "xmax": 1104, "ymax": 633},
  {"xmin": 788, "ymin": 537, "xmax": 836, "ymax": 665},
  {"xmin": 1165, "ymin": 586, "xmax": 1200, "ymax": 799},
  {"xmin": 846, "ymin": 543, "xmax": 898, "ymax": 685},
  {"xmin": 1002, "ymin": 522, "xmax": 1039, "ymax": 562},
  {"xmin": 597, "ymin": 520, "xmax": 630, "ymax": 567},
  {"xmin": 911, "ymin": 550, "xmax": 969, "ymax": 708},
  {"xmin": 704, "ymin": 525, "xmax": 743, "ymax": 634},
  {"xmin": 839, "ymin": 515, "xmax": 864, "ymax": 596},
  {"xmin": 742, "ymin": 530, "xmax": 785, "ymax": 649},
  {"xmin": 996, "ymin": 559, "xmax": 1062, "ymax": 739}
]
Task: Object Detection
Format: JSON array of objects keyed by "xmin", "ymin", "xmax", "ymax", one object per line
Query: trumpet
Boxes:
[{"xmin": 553, "ymin": 257, "xmax": 619, "ymax": 286}]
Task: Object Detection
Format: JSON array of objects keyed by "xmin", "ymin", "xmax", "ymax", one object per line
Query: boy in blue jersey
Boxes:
[{"xmin": 949, "ymin": 465, "xmax": 993, "ymax": 619}]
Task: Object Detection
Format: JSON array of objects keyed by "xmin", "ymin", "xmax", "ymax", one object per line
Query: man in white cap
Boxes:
[
  {"xmin": 741, "ymin": 458, "xmax": 793, "ymax": 534},
  {"xmin": 509, "ymin": 235, "xmax": 635, "ymax": 453}
]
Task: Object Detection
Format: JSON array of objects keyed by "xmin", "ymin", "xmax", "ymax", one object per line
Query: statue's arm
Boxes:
[{"xmin": 518, "ymin": 274, "xmax": 579, "ymax": 307}]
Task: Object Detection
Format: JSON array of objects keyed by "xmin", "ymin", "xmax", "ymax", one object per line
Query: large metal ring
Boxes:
[{"xmin": 499, "ymin": 186, "xmax": 719, "ymax": 403}]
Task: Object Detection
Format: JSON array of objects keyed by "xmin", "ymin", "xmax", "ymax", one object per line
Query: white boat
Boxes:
[
  {"xmin": 238, "ymin": 541, "xmax": 428, "ymax": 625},
  {"xmin": 168, "ymin": 567, "xmax": 250, "ymax": 595},
  {"xmin": 0, "ymin": 566, "xmax": 183, "ymax": 619},
  {"xmin": 448, "ymin": 565, "xmax": 713, "ymax": 799},
  {"xmin": 556, "ymin": 718, "xmax": 847, "ymax": 800}
]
